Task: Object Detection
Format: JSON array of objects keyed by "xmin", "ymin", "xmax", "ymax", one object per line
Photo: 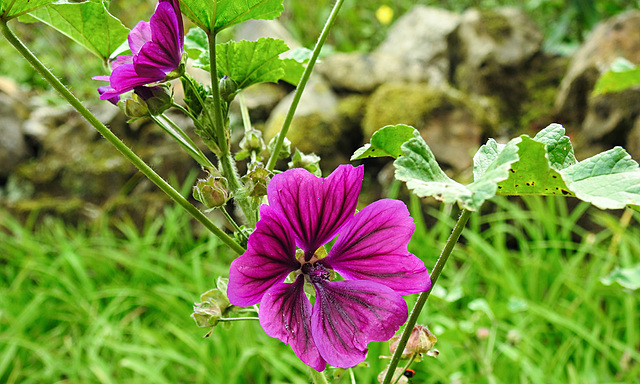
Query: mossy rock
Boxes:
[{"xmin": 363, "ymin": 82, "xmax": 498, "ymax": 171}]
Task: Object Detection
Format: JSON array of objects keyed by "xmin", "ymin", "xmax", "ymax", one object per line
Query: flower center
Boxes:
[{"xmin": 301, "ymin": 262, "xmax": 331, "ymax": 283}]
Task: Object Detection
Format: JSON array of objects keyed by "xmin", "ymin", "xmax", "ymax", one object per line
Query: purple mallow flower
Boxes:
[
  {"xmin": 93, "ymin": 0, "xmax": 184, "ymax": 102},
  {"xmin": 227, "ymin": 165, "xmax": 430, "ymax": 371}
]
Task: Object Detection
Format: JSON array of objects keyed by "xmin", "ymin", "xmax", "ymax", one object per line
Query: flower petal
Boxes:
[
  {"xmin": 259, "ymin": 276, "xmax": 327, "ymax": 371},
  {"xmin": 311, "ymin": 280, "xmax": 408, "ymax": 368},
  {"xmin": 227, "ymin": 205, "xmax": 300, "ymax": 307},
  {"xmin": 323, "ymin": 199, "xmax": 430, "ymax": 294},
  {"xmin": 128, "ymin": 20, "xmax": 151, "ymax": 54},
  {"xmin": 99, "ymin": 63, "xmax": 165, "ymax": 100},
  {"xmin": 267, "ymin": 165, "xmax": 363, "ymax": 259},
  {"xmin": 135, "ymin": 1, "xmax": 182, "ymax": 73}
]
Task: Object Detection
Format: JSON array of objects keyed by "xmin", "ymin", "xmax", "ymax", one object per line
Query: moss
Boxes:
[
  {"xmin": 478, "ymin": 10, "xmax": 512, "ymax": 43},
  {"xmin": 363, "ymin": 82, "xmax": 497, "ymax": 138}
]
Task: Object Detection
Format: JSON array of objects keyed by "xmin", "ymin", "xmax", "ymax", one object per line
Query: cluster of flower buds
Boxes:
[
  {"xmin": 193, "ymin": 173, "xmax": 229, "ymax": 209},
  {"xmin": 121, "ymin": 85, "xmax": 174, "ymax": 118}
]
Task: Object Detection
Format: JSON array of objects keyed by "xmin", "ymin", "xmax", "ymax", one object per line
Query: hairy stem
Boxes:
[
  {"xmin": 207, "ymin": 32, "xmax": 241, "ymax": 191},
  {"xmin": 0, "ymin": 21, "xmax": 245, "ymax": 256},
  {"xmin": 382, "ymin": 209, "xmax": 472, "ymax": 384},
  {"xmin": 265, "ymin": 0, "xmax": 345, "ymax": 171}
]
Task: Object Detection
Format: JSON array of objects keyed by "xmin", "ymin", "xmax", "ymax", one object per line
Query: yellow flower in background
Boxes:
[{"xmin": 376, "ymin": 5, "xmax": 394, "ymax": 25}]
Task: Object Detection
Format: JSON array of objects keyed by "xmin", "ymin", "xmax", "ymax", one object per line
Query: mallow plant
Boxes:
[{"xmin": 1, "ymin": 0, "xmax": 639, "ymax": 383}]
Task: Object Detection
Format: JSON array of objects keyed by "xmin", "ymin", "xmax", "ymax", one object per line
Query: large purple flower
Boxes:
[
  {"xmin": 227, "ymin": 165, "xmax": 431, "ymax": 371},
  {"xmin": 94, "ymin": 0, "xmax": 184, "ymax": 102}
]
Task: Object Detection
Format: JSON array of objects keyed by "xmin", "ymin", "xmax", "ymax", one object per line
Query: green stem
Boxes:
[
  {"xmin": 221, "ymin": 206, "xmax": 243, "ymax": 235},
  {"xmin": 151, "ymin": 114, "xmax": 215, "ymax": 170},
  {"xmin": 218, "ymin": 317, "xmax": 259, "ymax": 322},
  {"xmin": 382, "ymin": 209, "xmax": 472, "ymax": 384},
  {"xmin": 265, "ymin": 0, "xmax": 345, "ymax": 171},
  {"xmin": 172, "ymin": 102, "xmax": 208, "ymax": 135},
  {"xmin": 207, "ymin": 32, "xmax": 241, "ymax": 192},
  {"xmin": 309, "ymin": 367, "xmax": 330, "ymax": 384},
  {"xmin": 0, "ymin": 21, "xmax": 245, "ymax": 256}
]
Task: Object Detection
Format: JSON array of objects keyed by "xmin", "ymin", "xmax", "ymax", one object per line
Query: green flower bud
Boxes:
[
  {"xmin": 239, "ymin": 128, "xmax": 265, "ymax": 153},
  {"xmin": 219, "ymin": 75, "xmax": 238, "ymax": 102},
  {"xmin": 288, "ymin": 148, "xmax": 322, "ymax": 176},
  {"xmin": 241, "ymin": 164, "xmax": 272, "ymax": 198},
  {"xmin": 134, "ymin": 85, "xmax": 173, "ymax": 116},
  {"xmin": 389, "ymin": 324, "xmax": 438, "ymax": 359},
  {"xmin": 193, "ymin": 175, "xmax": 229, "ymax": 208},
  {"xmin": 267, "ymin": 133, "xmax": 292, "ymax": 160},
  {"xmin": 121, "ymin": 97, "xmax": 149, "ymax": 118},
  {"xmin": 191, "ymin": 288, "xmax": 231, "ymax": 328}
]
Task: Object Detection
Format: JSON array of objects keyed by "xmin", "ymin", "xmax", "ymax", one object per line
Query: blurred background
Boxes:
[{"xmin": 1, "ymin": 1, "xmax": 639, "ymax": 383}]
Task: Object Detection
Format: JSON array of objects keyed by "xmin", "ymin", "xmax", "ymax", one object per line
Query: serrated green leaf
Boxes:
[
  {"xmin": 601, "ymin": 265, "xmax": 640, "ymax": 290},
  {"xmin": 214, "ymin": 0, "xmax": 282, "ymax": 33},
  {"xmin": 351, "ymin": 124, "xmax": 418, "ymax": 160},
  {"xmin": 560, "ymin": 147, "xmax": 640, "ymax": 209},
  {"xmin": 532, "ymin": 123, "xmax": 576, "ymax": 170},
  {"xmin": 1, "ymin": 0, "xmax": 55, "ymax": 20},
  {"xmin": 216, "ymin": 37, "xmax": 289, "ymax": 89},
  {"xmin": 179, "ymin": 0, "xmax": 283, "ymax": 34},
  {"xmin": 496, "ymin": 136, "xmax": 574, "ymax": 197},
  {"xmin": 27, "ymin": 0, "xmax": 128, "ymax": 61},
  {"xmin": 184, "ymin": 26, "xmax": 208, "ymax": 58},
  {"xmin": 394, "ymin": 137, "xmax": 470, "ymax": 206},
  {"xmin": 279, "ymin": 48, "xmax": 310, "ymax": 85}
]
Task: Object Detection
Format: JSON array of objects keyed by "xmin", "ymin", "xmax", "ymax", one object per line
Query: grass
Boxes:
[{"xmin": 1, "ymin": 195, "xmax": 638, "ymax": 383}]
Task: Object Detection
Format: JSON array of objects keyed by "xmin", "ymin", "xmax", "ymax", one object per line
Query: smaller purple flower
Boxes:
[
  {"xmin": 93, "ymin": 0, "xmax": 184, "ymax": 102},
  {"xmin": 227, "ymin": 165, "xmax": 431, "ymax": 371}
]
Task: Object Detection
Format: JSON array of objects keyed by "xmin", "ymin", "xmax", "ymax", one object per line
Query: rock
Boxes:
[
  {"xmin": 264, "ymin": 78, "xmax": 351, "ymax": 171},
  {"xmin": 580, "ymin": 88, "xmax": 640, "ymax": 150},
  {"xmin": 317, "ymin": 6, "xmax": 460, "ymax": 92},
  {"xmin": 628, "ymin": 116, "xmax": 640, "ymax": 161},
  {"xmin": 235, "ymin": 19, "xmax": 301, "ymax": 49},
  {"xmin": 449, "ymin": 8, "xmax": 543, "ymax": 122},
  {"xmin": 0, "ymin": 92, "xmax": 29, "ymax": 179},
  {"xmin": 362, "ymin": 82, "xmax": 497, "ymax": 172},
  {"xmin": 231, "ymin": 82, "xmax": 288, "ymax": 122},
  {"xmin": 555, "ymin": 10, "xmax": 640, "ymax": 125}
]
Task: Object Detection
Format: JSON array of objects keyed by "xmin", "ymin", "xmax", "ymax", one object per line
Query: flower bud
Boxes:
[
  {"xmin": 389, "ymin": 325, "xmax": 437, "ymax": 359},
  {"xmin": 133, "ymin": 85, "xmax": 173, "ymax": 115},
  {"xmin": 241, "ymin": 164, "xmax": 271, "ymax": 198},
  {"xmin": 267, "ymin": 134, "xmax": 292, "ymax": 160},
  {"xmin": 219, "ymin": 75, "xmax": 238, "ymax": 102},
  {"xmin": 288, "ymin": 149, "xmax": 321, "ymax": 176},
  {"xmin": 239, "ymin": 128, "xmax": 265, "ymax": 153},
  {"xmin": 193, "ymin": 175, "xmax": 229, "ymax": 208},
  {"xmin": 121, "ymin": 97, "xmax": 149, "ymax": 118},
  {"xmin": 191, "ymin": 288, "xmax": 231, "ymax": 328}
]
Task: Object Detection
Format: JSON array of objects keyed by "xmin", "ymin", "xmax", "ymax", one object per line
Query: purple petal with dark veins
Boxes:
[
  {"xmin": 323, "ymin": 199, "xmax": 430, "ymax": 294},
  {"xmin": 98, "ymin": 63, "xmax": 165, "ymax": 100},
  {"xmin": 128, "ymin": 20, "xmax": 151, "ymax": 54},
  {"xmin": 227, "ymin": 205, "xmax": 301, "ymax": 307},
  {"xmin": 259, "ymin": 275, "xmax": 327, "ymax": 371},
  {"xmin": 135, "ymin": 1, "xmax": 182, "ymax": 73},
  {"xmin": 311, "ymin": 280, "xmax": 408, "ymax": 368},
  {"xmin": 267, "ymin": 165, "xmax": 363, "ymax": 259}
]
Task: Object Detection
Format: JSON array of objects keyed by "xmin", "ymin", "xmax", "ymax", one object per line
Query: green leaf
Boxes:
[
  {"xmin": 394, "ymin": 137, "xmax": 470, "ymax": 206},
  {"xmin": 27, "ymin": 0, "xmax": 128, "ymax": 61},
  {"xmin": 532, "ymin": 123, "xmax": 576, "ymax": 170},
  {"xmin": 279, "ymin": 47, "xmax": 311, "ymax": 85},
  {"xmin": 216, "ymin": 37, "xmax": 289, "ymax": 89},
  {"xmin": 593, "ymin": 57, "xmax": 640, "ymax": 96},
  {"xmin": 561, "ymin": 147, "xmax": 640, "ymax": 209},
  {"xmin": 1, "ymin": 0, "xmax": 54, "ymax": 20},
  {"xmin": 496, "ymin": 136, "xmax": 574, "ymax": 197},
  {"xmin": 180, "ymin": 0, "xmax": 283, "ymax": 34},
  {"xmin": 601, "ymin": 265, "xmax": 640, "ymax": 290},
  {"xmin": 351, "ymin": 124, "xmax": 419, "ymax": 161}
]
